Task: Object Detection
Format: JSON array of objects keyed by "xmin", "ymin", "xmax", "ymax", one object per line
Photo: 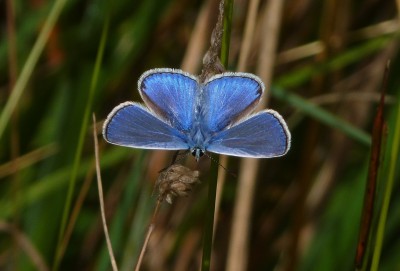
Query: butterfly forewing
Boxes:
[
  {"xmin": 103, "ymin": 102, "xmax": 189, "ymax": 150},
  {"xmin": 139, "ymin": 69, "xmax": 198, "ymax": 132},
  {"xmin": 206, "ymin": 110, "xmax": 291, "ymax": 158},
  {"xmin": 201, "ymin": 73, "xmax": 264, "ymax": 133}
]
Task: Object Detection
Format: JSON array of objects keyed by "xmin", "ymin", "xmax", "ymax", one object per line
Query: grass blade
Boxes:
[
  {"xmin": 370, "ymin": 89, "xmax": 400, "ymax": 271},
  {"xmin": 0, "ymin": 0, "xmax": 68, "ymax": 139},
  {"xmin": 52, "ymin": 16, "xmax": 110, "ymax": 271}
]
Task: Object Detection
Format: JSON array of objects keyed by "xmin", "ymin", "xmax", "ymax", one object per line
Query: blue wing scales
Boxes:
[
  {"xmin": 206, "ymin": 110, "xmax": 291, "ymax": 158},
  {"xmin": 201, "ymin": 73, "xmax": 264, "ymax": 133},
  {"xmin": 139, "ymin": 68, "xmax": 198, "ymax": 132},
  {"xmin": 103, "ymin": 102, "xmax": 189, "ymax": 150}
]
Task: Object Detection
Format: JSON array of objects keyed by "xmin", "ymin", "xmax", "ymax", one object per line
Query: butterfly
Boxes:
[{"xmin": 103, "ymin": 68, "xmax": 291, "ymax": 160}]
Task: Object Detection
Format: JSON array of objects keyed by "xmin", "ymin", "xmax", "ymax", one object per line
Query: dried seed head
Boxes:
[{"xmin": 157, "ymin": 164, "xmax": 200, "ymax": 204}]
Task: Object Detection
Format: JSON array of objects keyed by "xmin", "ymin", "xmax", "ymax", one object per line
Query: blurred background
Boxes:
[{"xmin": 1, "ymin": 0, "xmax": 400, "ymax": 270}]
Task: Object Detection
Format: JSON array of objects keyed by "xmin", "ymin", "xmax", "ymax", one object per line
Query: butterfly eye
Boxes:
[
  {"xmin": 198, "ymin": 150, "xmax": 205, "ymax": 157},
  {"xmin": 191, "ymin": 148, "xmax": 205, "ymax": 160}
]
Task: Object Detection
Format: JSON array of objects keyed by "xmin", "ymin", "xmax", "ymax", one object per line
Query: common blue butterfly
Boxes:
[{"xmin": 103, "ymin": 68, "xmax": 290, "ymax": 160}]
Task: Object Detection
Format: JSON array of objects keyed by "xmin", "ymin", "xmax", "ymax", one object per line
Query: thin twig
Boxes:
[
  {"xmin": 134, "ymin": 200, "xmax": 161, "ymax": 271},
  {"xmin": 92, "ymin": 114, "xmax": 118, "ymax": 271},
  {"xmin": 60, "ymin": 164, "xmax": 96, "ymax": 261}
]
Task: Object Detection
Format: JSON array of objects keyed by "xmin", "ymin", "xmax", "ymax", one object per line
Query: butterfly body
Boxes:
[{"xmin": 103, "ymin": 68, "xmax": 290, "ymax": 159}]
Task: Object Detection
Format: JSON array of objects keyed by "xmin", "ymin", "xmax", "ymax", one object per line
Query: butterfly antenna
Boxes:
[{"xmin": 204, "ymin": 153, "xmax": 237, "ymax": 178}]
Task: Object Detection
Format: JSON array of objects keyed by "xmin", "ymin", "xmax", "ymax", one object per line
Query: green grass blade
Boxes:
[
  {"xmin": 52, "ymin": 16, "xmax": 110, "ymax": 271},
  {"xmin": 220, "ymin": 0, "xmax": 233, "ymax": 67},
  {"xmin": 0, "ymin": 0, "xmax": 68, "ymax": 140},
  {"xmin": 271, "ymin": 86, "xmax": 371, "ymax": 145},
  {"xmin": 370, "ymin": 100, "xmax": 400, "ymax": 271}
]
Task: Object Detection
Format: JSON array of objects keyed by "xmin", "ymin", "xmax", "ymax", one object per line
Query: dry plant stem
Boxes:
[
  {"xmin": 60, "ymin": 164, "xmax": 96, "ymax": 260},
  {"xmin": 256, "ymin": 0, "xmax": 284, "ymax": 105},
  {"xmin": 199, "ymin": 0, "xmax": 225, "ymax": 82},
  {"xmin": 0, "ymin": 144, "xmax": 58, "ymax": 179},
  {"xmin": 237, "ymin": 0, "xmax": 261, "ymax": 70},
  {"xmin": 225, "ymin": 0, "xmax": 260, "ymax": 269},
  {"xmin": 134, "ymin": 200, "xmax": 161, "ymax": 271},
  {"xmin": 226, "ymin": 1, "xmax": 284, "ymax": 271},
  {"xmin": 181, "ymin": 0, "xmax": 214, "ymax": 73},
  {"xmin": 277, "ymin": 41, "xmax": 324, "ymax": 65},
  {"xmin": 371, "ymin": 77, "xmax": 399, "ymax": 271},
  {"xmin": 395, "ymin": 0, "xmax": 400, "ymax": 22},
  {"xmin": 214, "ymin": 0, "xmax": 261, "ymax": 234},
  {"xmin": 277, "ymin": 19, "xmax": 398, "ymax": 65},
  {"xmin": 355, "ymin": 62, "xmax": 388, "ymax": 269},
  {"xmin": 92, "ymin": 114, "xmax": 118, "ymax": 271},
  {"xmin": 214, "ymin": 156, "xmax": 227, "ymax": 236},
  {"xmin": 0, "ymin": 221, "xmax": 49, "ymax": 271}
]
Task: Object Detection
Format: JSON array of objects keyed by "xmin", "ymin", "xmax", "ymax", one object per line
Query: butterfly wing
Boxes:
[
  {"xmin": 206, "ymin": 110, "xmax": 291, "ymax": 158},
  {"xmin": 201, "ymin": 73, "xmax": 264, "ymax": 133},
  {"xmin": 139, "ymin": 68, "xmax": 198, "ymax": 132},
  {"xmin": 103, "ymin": 102, "xmax": 189, "ymax": 150}
]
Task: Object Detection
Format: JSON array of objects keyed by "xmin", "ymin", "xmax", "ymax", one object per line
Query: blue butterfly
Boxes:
[{"xmin": 103, "ymin": 68, "xmax": 290, "ymax": 160}]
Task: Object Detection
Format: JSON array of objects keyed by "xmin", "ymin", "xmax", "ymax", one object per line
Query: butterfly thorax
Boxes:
[{"xmin": 186, "ymin": 120, "xmax": 211, "ymax": 160}]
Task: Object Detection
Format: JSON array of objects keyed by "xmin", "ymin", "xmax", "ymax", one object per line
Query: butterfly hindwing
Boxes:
[
  {"xmin": 139, "ymin": 68, "xmax": 198, "ymax": 132},
  {"xmin": 206, "ymin": 110, "xmax": 291, "ymax": 158},
  {"xmin": 201, "ymin": 73, "xmax": 264, "ymax": 133},
  {"xmin": 103, "ymin": 102, "xmax": 189, "ymax": 150}
]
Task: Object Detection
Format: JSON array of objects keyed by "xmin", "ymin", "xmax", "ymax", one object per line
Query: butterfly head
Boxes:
[{"xmin": 191, "ymin": 148, "xmax": 205, "ymax": 161}]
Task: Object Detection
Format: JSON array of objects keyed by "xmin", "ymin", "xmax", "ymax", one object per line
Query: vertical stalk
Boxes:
[
  {"xmin": 370, "ymin": 100, "xmax": 400, "ymax": 271},
  {"xmin": 220, "ymin": 0, "xmax": 233, "ymax": 67},
  {"xmin": 201, "ymin": 165, "xmax": 219, "ymax": 271},
  {"xmin": 201, "ymin": 1, "xmax": 233, "ymax": 270}
]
